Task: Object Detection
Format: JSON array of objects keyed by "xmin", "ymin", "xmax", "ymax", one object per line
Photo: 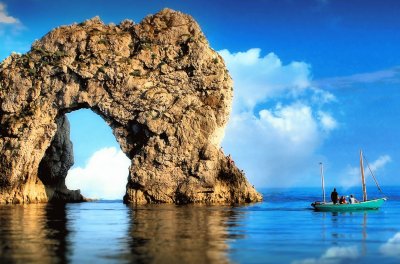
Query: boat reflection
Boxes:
[{"xmin": 322, "ymin": 211, "xmax": 381, "ymax": 256}]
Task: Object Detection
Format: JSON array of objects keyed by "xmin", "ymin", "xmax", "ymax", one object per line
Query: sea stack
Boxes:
[{"xmin": 0, "ymin": 9, "xmax": 262, "ymax": 204}]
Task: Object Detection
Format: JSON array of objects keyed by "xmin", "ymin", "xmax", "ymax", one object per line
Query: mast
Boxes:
[
  {"xmin": 320, "ymin": 162, "xmax": 326, "ymax": 203},
  {"xmin": 360, "ymin": 149, "xmax": 367, "ymax": 201}
]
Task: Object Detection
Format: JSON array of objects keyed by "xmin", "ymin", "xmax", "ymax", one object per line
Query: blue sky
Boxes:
[{"xmin": 1, "ymin": 0, "xmax": 399, "ymax": 198}]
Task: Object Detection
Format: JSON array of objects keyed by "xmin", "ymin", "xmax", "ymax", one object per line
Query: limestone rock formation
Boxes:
[
  {"xmin": 0, "ymin": 9, "xmax": 262, "ymax": 204},
  {"xmin": 38, "ymin": 115, "xmax": 84, "ymax": 202}
]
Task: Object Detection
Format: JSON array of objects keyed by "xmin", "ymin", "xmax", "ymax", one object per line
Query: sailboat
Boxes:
[{"xmin": 311, "ymin": 150, "xmax": 387, "ymax": 212}]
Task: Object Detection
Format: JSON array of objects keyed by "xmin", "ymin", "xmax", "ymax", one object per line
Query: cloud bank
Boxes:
[
  {"xmin": 66, "ymin": 147, "xmax": 130, "ymax": 199},
  {"xmin": 220, "ymin": 48, "xmax": 337, "ymax": 187}
]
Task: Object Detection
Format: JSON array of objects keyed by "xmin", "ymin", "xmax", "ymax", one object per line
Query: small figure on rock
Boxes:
[{"xmin": 227, "ymin": 154, "xmax": 234, "ymax": 168}]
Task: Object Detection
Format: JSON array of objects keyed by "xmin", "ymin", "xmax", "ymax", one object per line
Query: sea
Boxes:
[{"xmin": 0, "ymin": 186, "xmax": 399, "ymax": 264}]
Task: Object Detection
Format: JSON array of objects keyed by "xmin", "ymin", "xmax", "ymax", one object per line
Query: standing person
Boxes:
[{"xmin": 331, "ymin": 188, "xmax": 338, "ymax": 204}]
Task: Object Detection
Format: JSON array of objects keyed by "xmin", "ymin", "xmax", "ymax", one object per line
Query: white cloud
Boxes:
[
  {"xmin": 318, "ymin": 111, "xmax": 338, "ymax": 131},
  {"xmin": 339, "ymin": 155, "xmax": 391, "ymax": 188},
  {"xmin": 66, "ymin": 147, "xmax": 131, "ymax": 199},
  {"xmin": 314, "ymin": 67, "xmax": 400, "ymax": 89},
  {"xmin": 223, "ymin": 101, "xmax": 335, "ymax": 187},
  {"xmin": 380, "ymin": 232, "xmax": 400, "ymax": 258},
  {"xmin": 219, "ymin": 48, "xmax": 311, "ymax": 113},
  {"xmin": 321, "ymin": 246, "xmax": 358, "ymax": 259},
  {"xmin": 0, "ymin": 3, "xmax": 19, "ymax": 24},
  {"xmin": 0, "ymin": 3, "xmax": 26, "ymax": 61},
  {"xmin": 220, "ymin": 48, "xmax": 338, "ymax": 187},
  {"xmin": 259, "ymin": 103, "xmax": 318, "ymax": 144},
  {"xmin": 369, "ymin": 155, "xmax": 391, "ymax": 172},
  {"xmin": 292, "ymin": 246, "xmax": 359, "ymax": 264},
  {"xmin": 311, "ymin": 87, "xmax": 336, "ymax": 105}
]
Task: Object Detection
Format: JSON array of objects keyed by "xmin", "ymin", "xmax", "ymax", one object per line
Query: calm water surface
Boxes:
[{"xmin": 1, "ymin": 187, "xmax": 399, "ymax": 264}]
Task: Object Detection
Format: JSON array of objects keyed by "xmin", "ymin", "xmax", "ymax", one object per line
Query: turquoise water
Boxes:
[{"xmin": 0, "ymin": 187, "xmax": 399, "ymax": 263}]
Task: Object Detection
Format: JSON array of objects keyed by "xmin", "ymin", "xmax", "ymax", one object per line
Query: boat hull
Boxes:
[{"xmin": 311, "ymin": 198, "xmax": 387, "ymax": 212}]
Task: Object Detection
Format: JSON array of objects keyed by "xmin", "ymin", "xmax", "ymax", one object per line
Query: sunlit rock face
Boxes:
[{"xmin": 0, "ymin": 9, "xmax": 261, "ymax": 204}]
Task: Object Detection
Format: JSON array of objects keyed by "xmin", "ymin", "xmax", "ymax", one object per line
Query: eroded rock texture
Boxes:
[
  {"xmin": 38, "ymin": 115, "xmax": 84, "ymax": 202},
  {"xmin": 0, "ymin": 9, "xmax": 261, "ymax": 204}
]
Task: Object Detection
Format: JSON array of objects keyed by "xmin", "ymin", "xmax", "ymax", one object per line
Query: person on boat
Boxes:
[
  {"xmin": 331, "ymin": 188, "xmax": 338, "ymax": 204},
  {"xmin": 339, "ymin": 195, "xmax": 347, "ymax": 204},
  {"xmin": 349, "ymin": 194, "xmax": 359, "ymax": 204}
]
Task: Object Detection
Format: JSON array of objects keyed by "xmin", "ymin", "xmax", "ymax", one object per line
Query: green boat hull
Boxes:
[{"xmin": 311, "ymin": 198, "xmax": 387, "ymax": 212}]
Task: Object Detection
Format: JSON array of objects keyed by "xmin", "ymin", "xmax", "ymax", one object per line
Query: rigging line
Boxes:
[{"xmin": 363, "ymin": 154, "xmax": 384, "ymax": 194}]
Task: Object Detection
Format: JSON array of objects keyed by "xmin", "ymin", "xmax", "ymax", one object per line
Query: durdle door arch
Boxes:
[{"xmin": 0, "ymin": 9, "xmax": 261, "ymax": 204}]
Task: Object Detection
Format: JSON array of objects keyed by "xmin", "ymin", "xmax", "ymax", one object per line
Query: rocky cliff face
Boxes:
[
  {"xmin": 38, "ymin": 115, "xmax": 84, "ymax": 202},
  {"xmin": 0, "ymin": 9, "xmax": 261, "ymax": 204}
]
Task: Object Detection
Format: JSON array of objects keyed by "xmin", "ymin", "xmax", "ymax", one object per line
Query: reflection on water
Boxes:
[
  {"xmin": 0, "ymin": 203, "xmax": 241, "ymax": 263},
  {"xmin": 0, "ymin": 204, "xmax": 70, "ymax": 263},
  {"xmin": 1, "ymin": 187, "xmax": 400, "ymax": 264},
  {"xmin": 126, "ymin": 205, "xmax": 241, "ymax": 263},
  {"xmin": 321, "ymin": 211, "xmax": 370, "ymax": 254}
]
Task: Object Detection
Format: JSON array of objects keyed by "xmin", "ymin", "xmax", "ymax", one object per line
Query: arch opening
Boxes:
[{"xmin": 38, "ymin": 109, "xmax": 131, "ymax": 202}]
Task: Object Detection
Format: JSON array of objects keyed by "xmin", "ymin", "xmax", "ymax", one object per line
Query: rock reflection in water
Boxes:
[
  {"xmin": 126, "ymin": 204, "xmax": 241, "ymax": 264},
  {"xmin": 0, "ymin": 203, "xmax": 70, "ymax": 263},
  {"xmin": 0, "ymin": 202, "xmax": 243, "ymax": 263}
]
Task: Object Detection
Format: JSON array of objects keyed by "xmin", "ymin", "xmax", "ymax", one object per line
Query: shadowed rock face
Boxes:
[
  {"xmin": 0, "ymin": 9, "xmax": 261, "ymax": 204},
  {"xmin": 38, "ymin": 115, "xmax": 84, "ymax": 202}
]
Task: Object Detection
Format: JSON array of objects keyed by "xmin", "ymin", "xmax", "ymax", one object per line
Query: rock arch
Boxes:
[{"xmin": 0, "ymin": 9, "xmax": 261, "ymax": 204}]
